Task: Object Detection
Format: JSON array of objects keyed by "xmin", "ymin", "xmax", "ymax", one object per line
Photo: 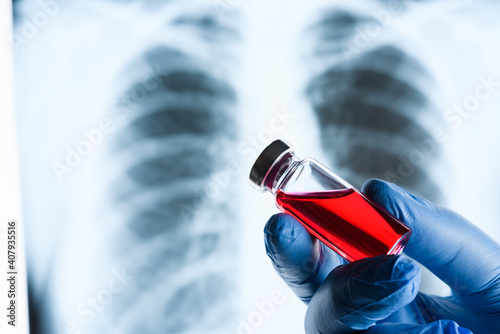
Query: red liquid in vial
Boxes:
[{"xmin": 276, "ymin": 189, "xmax": 411, "ymax": 262}]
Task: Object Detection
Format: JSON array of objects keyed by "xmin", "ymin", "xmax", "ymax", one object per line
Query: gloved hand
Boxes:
[{"xmin": 264, "ymin": 179, "xmax": 500, "ymax": 333}]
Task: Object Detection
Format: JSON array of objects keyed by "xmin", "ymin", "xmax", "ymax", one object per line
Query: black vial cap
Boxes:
[{"xmin": 249, "ymin": 139, "xmax": 294, "ymax": 192}]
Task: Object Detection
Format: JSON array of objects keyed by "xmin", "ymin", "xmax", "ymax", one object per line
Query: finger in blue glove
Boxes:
[{"xmin": 305, "ymin": 255, "xmax": 420, "ymax": 333}]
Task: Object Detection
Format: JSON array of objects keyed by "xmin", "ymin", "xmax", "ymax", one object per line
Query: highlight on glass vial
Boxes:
[{"xmin": 249, "ymin": 139, "xmax": 411, "ymax": 262}]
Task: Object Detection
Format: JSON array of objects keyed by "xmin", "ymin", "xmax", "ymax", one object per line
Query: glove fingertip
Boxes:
[
  {"xmin": 337, "ymin": 255, "xmax": 420, "ymax": 291},
  {"xmin": 393, "ymin": 256, "xmax": 421, "ymax": 285},
  {"xmin": 264, "ymin": 213, "xmax": 330, "ymax": 303},
  {"xmin": 264, "ymin": 213, "xmax": 310, "ymax": 256},
  {"xmin": 361, "ymin": 179, "xmax": 419, "ymax": 227},
  {"xmin": 346, "ymin": 256, "xmax": 421, "ymax": 310},
  {"xmin": 305, "ymin": 256, "xmax": 421, "ymax": 333},
  {"xmin": 361, "ymin": 178, "xmax": 393, "ymax": 198}
]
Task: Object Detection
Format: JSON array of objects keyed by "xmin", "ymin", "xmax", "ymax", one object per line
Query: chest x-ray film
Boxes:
[{"xmin": 10, "ymin": 0, "xmax": 500, "ymax": 333}]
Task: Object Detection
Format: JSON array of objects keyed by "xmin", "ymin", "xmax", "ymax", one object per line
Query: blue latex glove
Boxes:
[{"xmin": 264, "ymin": 179, "xmax": 500, "ymax": 333}]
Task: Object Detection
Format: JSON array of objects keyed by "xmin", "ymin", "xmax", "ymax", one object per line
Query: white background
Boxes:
[{"xmin": 0, "ymin": 1, "xmax": 29, "ymax": 333}]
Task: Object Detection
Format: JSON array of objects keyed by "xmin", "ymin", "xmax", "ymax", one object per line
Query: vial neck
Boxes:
[{"xmin": 263, "ymin": 153, "xmax": 299, "ymax": 195}]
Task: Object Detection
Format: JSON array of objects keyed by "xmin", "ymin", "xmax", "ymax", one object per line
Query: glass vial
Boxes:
[{"xmin": 249, "ymin": 139, "xmax": 411, "ymax": 262}]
